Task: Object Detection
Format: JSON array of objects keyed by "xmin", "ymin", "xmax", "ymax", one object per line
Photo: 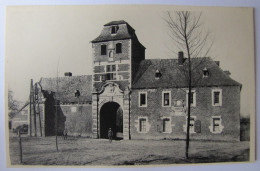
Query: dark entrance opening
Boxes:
[{"xmin": 100, "ymin": 102, "xmax": 123, "ymax": 140}]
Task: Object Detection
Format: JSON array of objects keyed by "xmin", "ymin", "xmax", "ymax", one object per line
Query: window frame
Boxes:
[
  {"xmin": 111, "ymin": 25, "xmax": 118, "ymax": 34},
  {"xmin": 101, "ymin": 44, "xmax": 107, "ymax": 55},
  {"xmin": 183, "ymin": 116, "xmax": 196, "ymax": 134},
  {"xmin": 209, "ymin": 116, "xmax": 224, "ymax": 134},
  {"xmin": 186, "ymin": 90, "xmax": 196, "ymax": 107},
  {"xmin": 139, "ymin": 91, "xmax": 147, "ymax": 107},
  {"xmin": 212, "ymin": 89, "xmax": 222, "ymax": 106},
  {"xmin": 137, "ymin": 116, "xmax": 150, "ymax": 133},
  {"xmin": 162, "ymin": 117, "xmax": 172, "ymax": 133},
  {"xmin": 162, "ymin": 91, "xmax": 171, "ymax": 107}
]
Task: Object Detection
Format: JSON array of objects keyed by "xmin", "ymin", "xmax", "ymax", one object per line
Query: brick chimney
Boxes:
[
  {"xmin": 64, "ymin": 72, "xmax": 72, "ymax": 77},
  {"xmin": 178, "ymin": 51, "xmax": 184, "ymax": 65}
]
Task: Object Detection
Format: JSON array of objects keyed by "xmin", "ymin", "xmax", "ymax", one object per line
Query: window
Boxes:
[
  {"xmin": 116, "ymin": 43, "xmax": 122, "ymax": 53},
  {"xmin": 155, "ymin": 69, "xmax": 161, "ymax": 79},
  {"xmin": 136, "ymin": 117, "xmax": 150, "ymax": 133},
  {"xmin": 209, "ymin": 116, "xmax": 224, "ymax": 133},
  {"xmin": 106, "ymin": 73, "xmax": 116, "ymax": 80},
  {"xmin": 101, "ymin": 45, "xmax": 107, "ymax": 55},
  {"xmin": 139, "ymin": 118, "xmax": 146, "ymax": 132},
  {"xmin": 183, "ymin": 116, "xmax": 196, "ymax": 133},
  {"xmin": 162, "ymin": 91, "xmax": 171, "ymax": 107},
  {"xmin": 203, "ymin": 67, "xmax": 209, "ymax": 77},
  {"xmin": 186, "ymin": 90, "xmax": 196, "ymax": 107},
  {"xmin": 162, "ymin": 117, "xmax": 171, "ymax": 133},
  {"xmin": 189, "ymin": 117, "xmax": 195, "ymax": 133},
  {"xmin": 106, "ymin": 65, "xmax": 116, "ymax": 72},
  {"xmin": 75, "ymin": 90, "xmax": 80, "ymax": 97},
  {"xmin": 111, "ymin": 26, "xmax": 119, "ymax": 34},
  {"xmin": 139, "ymin": 92, "xmax": 147, "ymax": 107},
  {"xmin": 213, "ymin": 118, "xmax": 220, "ymax": 132},
  {"xmin": 212, "ymin": 89, "xmax": 222, "ymax": 106}
]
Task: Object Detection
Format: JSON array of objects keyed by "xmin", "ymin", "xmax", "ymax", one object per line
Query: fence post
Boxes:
[{"xmin": 18, "ymin": 130, "xmax": 23, "ymax": 164}]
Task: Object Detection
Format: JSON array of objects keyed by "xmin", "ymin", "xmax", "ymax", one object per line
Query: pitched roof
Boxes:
[
  {"xmin": 39, "ymin": 75, "xmax": 92, "ymax": 103},
  {"xmin": 132, "ymin": 58, "xmax": 241, "ymax": 89},
  {"xmin": 91, "ymin": 20, "xmax": 143, "ymax": 47}
]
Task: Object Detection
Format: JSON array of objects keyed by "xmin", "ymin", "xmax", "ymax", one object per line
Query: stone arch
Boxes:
[{"xmin": 99, "ymin": 101, "xmax": 123, "ymax": 139}]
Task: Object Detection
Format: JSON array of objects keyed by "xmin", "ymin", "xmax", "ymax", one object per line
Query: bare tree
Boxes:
[
  {"xmin": 164, "ymin": 11, "xmax": 213, "ymax": 159},
  {"xmin": 8, "ymin": 90, "xmax": 19, "ymax": 118}
]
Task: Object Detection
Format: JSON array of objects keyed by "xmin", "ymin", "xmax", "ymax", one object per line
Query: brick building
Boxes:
[{"xmin": 31, "ymin": 20, "xmax": 242, "ymax": 141}]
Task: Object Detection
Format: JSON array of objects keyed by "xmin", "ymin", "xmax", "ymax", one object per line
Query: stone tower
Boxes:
[{"xmin": 91, "ymin": 20, "xmax": 145, "ymax": 139}]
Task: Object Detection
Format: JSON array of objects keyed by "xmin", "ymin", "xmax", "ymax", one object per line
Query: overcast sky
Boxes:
[{"xmin": 5, "ymin": 5, "xmax": 254, "ymax": 117}]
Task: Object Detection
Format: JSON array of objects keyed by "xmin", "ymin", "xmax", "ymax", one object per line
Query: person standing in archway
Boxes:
[{"xmin": 108, "ymin": 128, "xmax": 113, "ymax": 143}]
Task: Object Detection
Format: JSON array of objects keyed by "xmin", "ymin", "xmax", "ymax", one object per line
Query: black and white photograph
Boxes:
[{"xmin": 4, "ymin": 4, "xmax": 255, "ymax": 167}]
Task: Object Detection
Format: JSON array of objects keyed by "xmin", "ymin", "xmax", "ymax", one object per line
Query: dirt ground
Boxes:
[{"xmin": 8, "ymin": 133, "xmax": 249, "ymax": 166}]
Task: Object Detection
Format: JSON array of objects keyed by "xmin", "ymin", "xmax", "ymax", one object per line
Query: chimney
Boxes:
[
  {"xmin": 178, "ymin": 51, "xmax": 184, "ymax": 65},
  {"xmin": 215, "ymin": 61, "xmax": 220, "ymax": 66},
  {"xmin": 64, "ymin": 72, "xmax": 72, "ymax": 77}
]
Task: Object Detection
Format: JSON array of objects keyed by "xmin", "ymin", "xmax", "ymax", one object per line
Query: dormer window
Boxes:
[
  {"xmin": 203, "ymin": 67, "xmax": 209, "ymax": 77},
  {"xmin": 75, "ymin": 90, "xmax": 80, "ymax": 97},
  {"xmin": 111, "ymin": 26, "xmax": 119, "ymax": 34},
  {"xmin": 155, "ymin": 69, "xmax": 161, "ymax": 79}
]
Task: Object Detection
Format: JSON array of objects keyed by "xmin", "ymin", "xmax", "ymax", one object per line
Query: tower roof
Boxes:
[{"xmin": 91, "ymin": 20, "xmax": 143, "ymax": 48}]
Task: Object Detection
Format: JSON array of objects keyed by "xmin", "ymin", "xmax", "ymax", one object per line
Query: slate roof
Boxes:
[
  {"xmin": 132, "ymin": 58, "xmax": 241, "ymax": 89},
  {"xmin": 39, "ymin": 75, "xmax": 92, "ymax": 103},
  {"xmin": 91, "ymin": 20, "xmax": 144, "ymax": 49}
]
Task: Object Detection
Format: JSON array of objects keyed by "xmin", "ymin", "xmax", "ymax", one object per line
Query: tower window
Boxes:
[
  {"xmin": 106, "ymin": 65, "xmax": 116, "ymax": 72},
  {"xmin": 111, "ymin": 26, "xmax": 119, "ymax": 34},
  {"xmin": 116, "ymin": 43, "xmax": 122, "ymax": 53},
  {"xmin": 101, "ymin": 45, "xmax": 107, "ymax": 55}
]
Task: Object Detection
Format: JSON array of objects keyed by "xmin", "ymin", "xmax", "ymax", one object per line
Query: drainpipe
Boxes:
[{"xmin": 128, "ymin": 89, "xmax": 131, "ymax": 140}]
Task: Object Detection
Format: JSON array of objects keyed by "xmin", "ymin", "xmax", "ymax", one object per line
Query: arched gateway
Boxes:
[
  {"xmin": 100, "ymin": 102, "xmax": 123, "ymax": 139},
  {"xmin": 92, "ymin": 82, "xmax": 130, "ymax": 140}
]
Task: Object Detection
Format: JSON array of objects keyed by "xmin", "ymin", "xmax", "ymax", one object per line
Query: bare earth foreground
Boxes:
[{"xmin": 9, "ymin": 134, "xmax": 249, "ymax": 166}]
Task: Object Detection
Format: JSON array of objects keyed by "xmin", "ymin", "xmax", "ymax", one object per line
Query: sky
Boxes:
[{"xmin": 5, "ymin": 5, "xmax": 254, "ymax": 117}]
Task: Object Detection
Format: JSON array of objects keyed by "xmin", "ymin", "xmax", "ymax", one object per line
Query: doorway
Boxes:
[{"xmin": 100, "ymin": 102, "xmax": 123, "ymax": 139}]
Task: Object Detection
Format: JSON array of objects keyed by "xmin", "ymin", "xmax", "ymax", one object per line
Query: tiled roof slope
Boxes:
[
  {"xmin": 132, "ymin": 57, "xmax": 241, "ymax": 89},
  {"xmin": 91, "ymin": 20, "xmax": 144, "ymax": 49},
  {"xmin": 39, "ymin": 75, "xmax": 92, "ymax": 103}
]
